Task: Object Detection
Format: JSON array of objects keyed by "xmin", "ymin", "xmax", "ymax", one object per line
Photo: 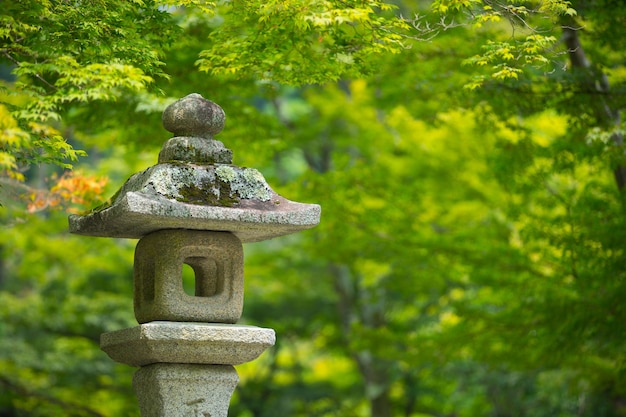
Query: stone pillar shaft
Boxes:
[{"xmin": 134, "ymin": 364, "xmax": 238, "ymax": 417}]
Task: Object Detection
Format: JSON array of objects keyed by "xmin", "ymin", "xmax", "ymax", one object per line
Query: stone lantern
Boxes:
[{"xmin": 69, "ymin": 94, "xmax": 320, "ymax": 416}]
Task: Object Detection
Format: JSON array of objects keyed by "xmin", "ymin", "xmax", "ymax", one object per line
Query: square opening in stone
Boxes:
[
  {"xmin": 182, "ymin": 256, "xmax": 222, "ymax": 297},
  {"xmin": 134, "ymin": 229, "xmax": 243, "ymax": 324}
]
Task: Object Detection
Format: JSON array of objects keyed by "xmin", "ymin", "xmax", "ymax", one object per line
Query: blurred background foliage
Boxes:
[{"xmin": 2, "ymin": 0, "xmax": 626, "ymax": 416}]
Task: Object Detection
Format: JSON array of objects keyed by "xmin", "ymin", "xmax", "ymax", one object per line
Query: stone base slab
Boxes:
[
  {"xmin": 101, "ymin": 321, "xmax": 275, "ymax": 366},
  {"xmin": 134, "ymin": 363, "xmax": 238, "ymax": 417}
]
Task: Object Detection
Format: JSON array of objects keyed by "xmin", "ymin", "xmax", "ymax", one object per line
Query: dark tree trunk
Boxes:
[
  {"xmin": 562, "ymin": 23, "xmax": 626, "ymax": 190},
  {"xmin": 331, "ymin": 265, "xmax": 394, "ymax": 417}
]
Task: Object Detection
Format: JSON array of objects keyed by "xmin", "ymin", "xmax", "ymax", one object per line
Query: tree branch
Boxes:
[{"xmin": 1, "ymin": 49, "xmax": 58, "ymax": 92}]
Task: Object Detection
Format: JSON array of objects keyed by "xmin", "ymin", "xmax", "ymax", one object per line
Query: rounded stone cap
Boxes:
[{"xmin": 162, "ymin": 93, "xmax": 225, "ymax": 139}]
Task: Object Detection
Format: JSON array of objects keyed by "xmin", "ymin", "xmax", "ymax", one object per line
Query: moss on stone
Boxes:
[{"xmin": 177, "ymin": 179, "xmax": 239, "ymax": 207}]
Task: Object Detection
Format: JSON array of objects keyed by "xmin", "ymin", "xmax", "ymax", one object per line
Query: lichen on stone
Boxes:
[
  {"xmin": 242, "ymin": 168, "xmax": 265, "ymax": 184},
  {"xmin": 148, "ymin": 166, "xmax": 197, "ymax": 200},
  {"xmin": 215, "ymin": 165, "xmax": 271, "ymax": 201},
  {"xmin": 235, "ymin": 169, "xmax": 272, "ymax": 201},
  {"xmin": 215, "ymin": 165, "xmax": 237, "ymax": 182},
  {"xmin": 237, "ymin": 168, "xmax": 272, "ymax": 201},
  {"xmin": 88, "ymin": 163, "xmax": 274, "ymax": 212}
]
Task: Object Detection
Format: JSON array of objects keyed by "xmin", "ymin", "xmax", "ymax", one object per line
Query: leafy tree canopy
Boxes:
[
  {"xmin": 2, "ymin": 1, "xmax": 626, "ymax": 417},
  {"xmin": 1, "ymin": 0, "xmax": 582, "ymax": 185}
]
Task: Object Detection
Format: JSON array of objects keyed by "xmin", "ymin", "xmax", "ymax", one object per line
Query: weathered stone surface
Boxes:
[
  {"xmin": 134, "ymin": 230, "xmax": 243, "ymax": 324},
  {"xmin": 162, "ymin": 93, "xmax": 225, "ymax": 139},
  {"xmin": 101, "ymin": 322, "xmax": 276, "ymax": 366},
  {"xmin": 158, "ymin": 136, "xmax": 233, "ymax": 164},
  {"xmin": 134, "ymin": 363, "xmax": 238, "ymax": 417},
  {"xmin": 68, "ymin": 163, "xmax": 320, "ymax": 242}
]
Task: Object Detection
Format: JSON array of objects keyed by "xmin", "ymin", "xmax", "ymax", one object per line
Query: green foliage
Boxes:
[
  {"xmin": 2, "ymin": 1, "xmax": 626, "ymax": 417},
  {"xmin": 425, "ymin": 0, "xmax": 577, "ymax": 87},
  {"xmin": 196, "ymin": 0, "xmax": 410, "ymax": 84},
  {"xmin": 1, "ymin": 0, "xmax": 180, "ymax": 179},
  {"xmin": 0, "ymin": 209, "xmax": 137, "ymax": 416},
  {"xmin": 463, "ymin": 34, "xmax": 556, "ymax": 88}
]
